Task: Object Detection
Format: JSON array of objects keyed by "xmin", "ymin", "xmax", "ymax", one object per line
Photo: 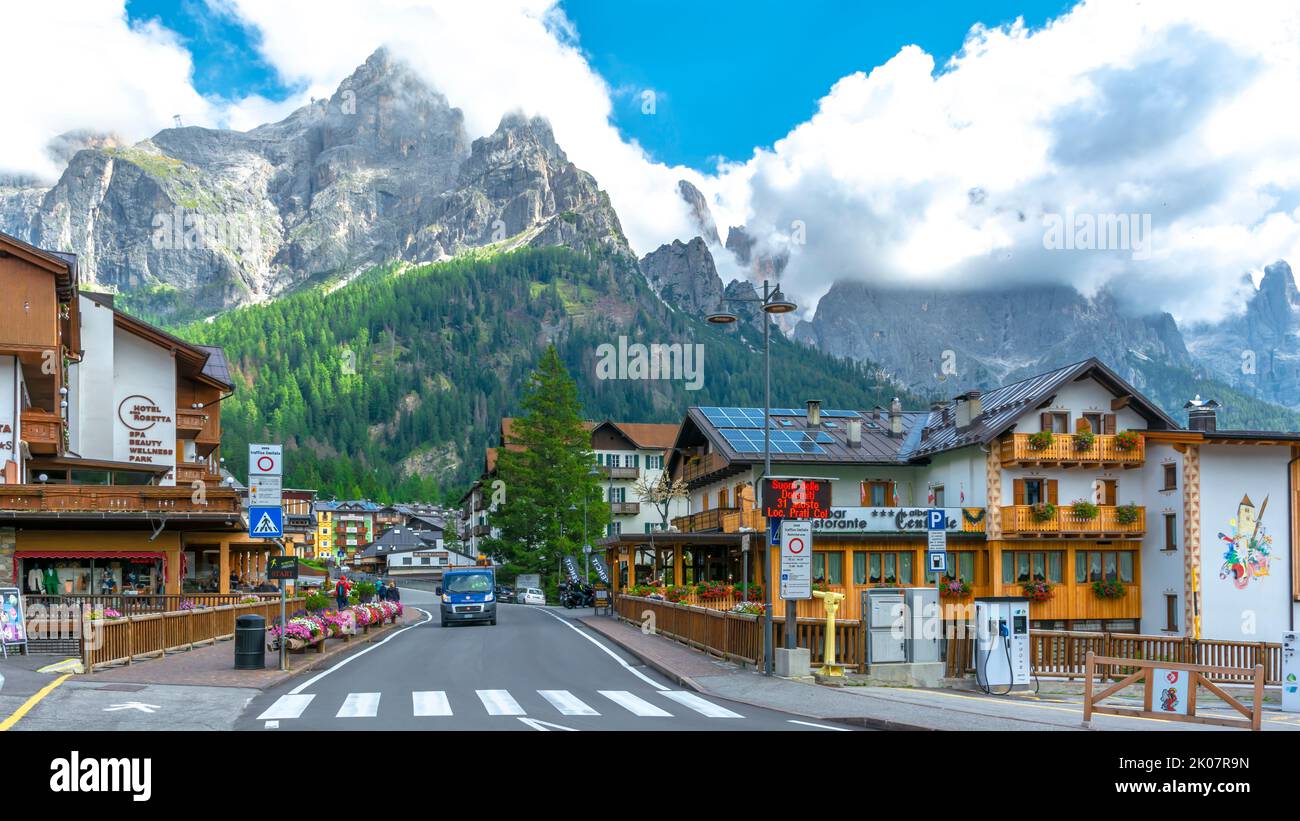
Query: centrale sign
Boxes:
[{"xmin": 811, "ymin": 507, "xmax": 978, "ymax": 534}]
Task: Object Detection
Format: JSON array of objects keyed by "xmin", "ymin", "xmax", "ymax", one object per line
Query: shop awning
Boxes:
[{"xmin": 15, "ymin": 551, "xmax": 166, "ymax": 559}]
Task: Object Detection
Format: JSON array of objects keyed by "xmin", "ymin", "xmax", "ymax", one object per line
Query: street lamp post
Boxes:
[{"xmin": 707, "ymin": 279, "xmax": 797, "ymax": 676}]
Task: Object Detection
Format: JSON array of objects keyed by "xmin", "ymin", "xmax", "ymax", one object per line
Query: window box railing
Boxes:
[
  {"xmin": 1000, "ymin": 433, "xmax": 1144, "ymax": 467},
  {"xmin": 1000, "ymin": 504, "xmax": 1145, "ymax": 536},
  {"xmin": 610, "ymin": 501, "xmax": 641, "ymax": 515},
  {"xmin": 20, "ymin": 409, "xmax": 63, "ymax": 454},
  {"xmin": 0, "ymin": 484, "xmax": 241, "ymax": 513}
]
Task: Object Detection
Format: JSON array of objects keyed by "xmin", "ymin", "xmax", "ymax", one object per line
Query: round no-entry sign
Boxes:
[
  {"xmin": 788, "ymin": 536, "xmax": 806, "ymax": 554},
  {"xmin": 256, "ymin": 455, "xmax": 276, "ymax": 472}
]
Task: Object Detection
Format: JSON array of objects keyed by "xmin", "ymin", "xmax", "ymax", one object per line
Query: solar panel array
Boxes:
[
  {"xmin": 700, "ymin": 407, "xmax": 851, "ymax": 455},
  {"xmin": 719, "ymin": 428, "xmax": 835, "ymax": 454}
]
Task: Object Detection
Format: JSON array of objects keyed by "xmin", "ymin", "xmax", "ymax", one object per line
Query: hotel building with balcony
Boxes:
[
  {"xmin": 0, "ymin": 231, "xmax": 278, "ymax": 595},
  {"xmin": 602, "ymin": 358, "xmax": 1300, "ymax": 643}
]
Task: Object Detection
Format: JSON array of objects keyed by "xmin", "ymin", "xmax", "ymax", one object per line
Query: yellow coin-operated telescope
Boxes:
[{"xmin": 811, "ymin": 588, "xmax": 847, "ymax": 676}]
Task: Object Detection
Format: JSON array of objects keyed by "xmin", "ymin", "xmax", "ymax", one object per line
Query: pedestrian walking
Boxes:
[{"xmin": 335, "ymin": 574, "xmax": 351, "ymax": 610}]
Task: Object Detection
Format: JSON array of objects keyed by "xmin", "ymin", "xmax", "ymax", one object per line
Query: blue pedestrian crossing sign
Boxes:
[{"xmin": 249, "ymin": 506, "xmax": 283, "ymax": 539}]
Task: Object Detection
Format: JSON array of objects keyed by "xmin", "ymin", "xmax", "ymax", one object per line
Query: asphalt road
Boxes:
[{"xmin": 237, "ymin": 587, "xmax": 852, "ymax": 732}]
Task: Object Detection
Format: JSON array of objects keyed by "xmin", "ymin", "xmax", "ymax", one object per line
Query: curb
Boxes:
[
  {"xmin": 579, "ymin": 616, "xmax": 706, "ymax": 692},
  {"xmin": 581, "ymin": 616, "xmax": 941, "ymax": 731}
]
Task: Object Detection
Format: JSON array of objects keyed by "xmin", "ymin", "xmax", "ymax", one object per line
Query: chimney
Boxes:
[
  {"xmin": 1185, "ymin": 395, "xmax": 1220, "ymax": 432},
  {"xmin": 806, "ymin": 399, "xmax": 822, "ymax": 428},
  {"xmin": 847, "ymin": 418, "xmax": 862, "ymax": 447},
  {"xmin": 955, "ymin": 389, "xmax": 983, "ymax": 430},
  {"xmin": 889, "ymin": 397, "xmax": 903, "ymax": 437}
]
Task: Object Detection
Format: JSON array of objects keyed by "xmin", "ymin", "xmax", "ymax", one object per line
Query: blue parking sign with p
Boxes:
[{"xmin": 927, "ymin": 508, "xmax": 946, "ymax": 530}]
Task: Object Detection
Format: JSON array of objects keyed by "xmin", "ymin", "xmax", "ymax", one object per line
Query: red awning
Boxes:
[{"xmin": 15, "ymin": 551, "xmax": 165, "ymax": 559}]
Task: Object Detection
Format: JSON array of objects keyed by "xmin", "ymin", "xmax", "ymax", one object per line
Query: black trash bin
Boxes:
[{"xmin": 234, "ymin": 614, "xmax": 266, "ymax": 670}]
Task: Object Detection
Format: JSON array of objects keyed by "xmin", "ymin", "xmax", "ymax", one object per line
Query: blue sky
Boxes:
[{"xmin": 126, "ymin": 0, "xmax": 1071, "ymax": 170}]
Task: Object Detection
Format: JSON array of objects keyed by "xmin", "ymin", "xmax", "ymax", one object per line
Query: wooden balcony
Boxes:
[
  {"xmin": 176, "ymin": 410, "xmax": 210, "ymax": 434},
  {"xmin": 20, "ymin": 409, "xmax": 62, "ymax": 455},
  {"xmin": 1000, "ymin": 433, "xmax": 1144, "ymax": 468},
  {"xmin": 1000, "ymin": 505, "xmax": 1146, "ymax": 538},
  {"xmin": 0, "ymin": 484, "xmax": 241, "ymax": 514},
  {"xmin": 600, "ymin": 465, "xmax": 640, "ymax": 480},
  {"xmin": 672, "ymin": 507, "xmax": 764, "ymax": 534},
  {"xmin": 174, "ymin": 462, "xmax": 221, "ymax": 485},
  {"xmin": 681, "ymin": 452, "xmax": 732, "ymax": 485},
  {"xmin": 610, "ymin": 501, "xmax": 641, "ymax": 515}
]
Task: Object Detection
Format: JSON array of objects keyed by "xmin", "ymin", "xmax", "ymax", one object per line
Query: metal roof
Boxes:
[
  {"xmin": 910, "ymin": 357, "xmax": 1180, "ymax": 458},
  {"xmin": 676, "ymin": 358, "xmax": 1182, "ymax": 470},
  {"xmin": 684, "ymin": 405, "xmax": 927, "ymax": 465}
]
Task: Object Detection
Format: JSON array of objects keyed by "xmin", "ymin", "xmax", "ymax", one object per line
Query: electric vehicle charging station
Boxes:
[
  {"xmin": 974, "ymin": 596, "xmax": 1031, "ymax": 693},
  {"xmin": 1283, "ymin": 631, "xmax": 1299, "ymax": 713}
]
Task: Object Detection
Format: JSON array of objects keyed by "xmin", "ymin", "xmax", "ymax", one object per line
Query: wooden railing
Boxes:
[
  {"xmin": 174, "ymin": 461, "xmax": 222, "ymax": 484},
  {"xmin": 1029, "ymin": 630, "xmax": 1283, "ymax": 685},
  {"xmin": 1000, "ymin": 433, "xmax": 1144, "ymax": 467},
  {"xmin": 681, "ymin": 452, "xmax": 729, "ymax": 484},
  {"xmin": 176, "ymin": 410, "xmax": 210, "ymax": 433},
  {"xmin": 1000, "ymin": 504, "xmax": 1145, "ymax": 536},
  {"xmin": 610, "ymin": 501, "xmax": 641, "ymax": 515},
  {"xmin": 82, "ymin": 597, "xmax": 304, "ymax": 671},
  {"xmin": 0, "ymin": 484, "xmax": 242, "ymax": 513},
  {"xmin": 601, "ymin": 465, "xmax": 640, "ymax": 480},
  {"xmin": 20, "ymin": 408, "xmax": 62, "ymax": 454},
  {"xmin": 671, "ymin": 507, "xmax": 764, "ymax": 534},
  {"xmin": 615, "ymin": 594, "xmax": 860, "ymax": 669}
]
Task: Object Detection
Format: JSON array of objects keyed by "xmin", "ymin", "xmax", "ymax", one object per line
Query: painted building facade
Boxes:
[
  {"xmin": 0, "ymin": 231, "xmax": 268, "ymax": 596},
  {"xmin": 601, "ymin": 359, "xmax": 1300, "ymax": 641}
]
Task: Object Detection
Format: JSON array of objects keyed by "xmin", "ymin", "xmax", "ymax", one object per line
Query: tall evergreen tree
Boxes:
[{"xmin": 487, "ymin": 346, "xmax": 609, "ymax": 581}]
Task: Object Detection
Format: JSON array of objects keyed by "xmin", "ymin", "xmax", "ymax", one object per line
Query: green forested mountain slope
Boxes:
[{"xmin": 179, "ymin": 247, "xmax": 920, "ymax": 502}]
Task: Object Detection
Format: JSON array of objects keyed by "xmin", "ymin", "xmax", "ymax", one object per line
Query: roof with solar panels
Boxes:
[
  {"xmin": 666, "ymin": 358, "xmax": 1181, "ymax": 473},
  {"xmin": 669, "ymin": 403, "xmax": 930, "ymax": 468}
]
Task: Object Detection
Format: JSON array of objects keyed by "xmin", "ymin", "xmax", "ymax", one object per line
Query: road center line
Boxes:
[{"xmin": 0, "ymin": 674, "xmax": 71, "ymax": 732}]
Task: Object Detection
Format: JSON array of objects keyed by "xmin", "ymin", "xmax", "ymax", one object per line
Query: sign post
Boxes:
[
  {"xmin": 780, "ymin": 520, "xmax": 813, "ymax": 601},
  {"xmin": 927, "ymin": 509, "xmax": 948, "ymax": 649},
  {"xmin": 249, "ymin": 443, "xmax": 286, "ymax": 668},
  {"xmin": 268, "ymin": 554, "xmax": 298, "ymax": 672}
]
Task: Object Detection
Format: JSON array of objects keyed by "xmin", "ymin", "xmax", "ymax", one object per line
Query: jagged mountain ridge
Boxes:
[{"xmin": 0, "ymin": 48, "xmax": 629, "ymax": 317}]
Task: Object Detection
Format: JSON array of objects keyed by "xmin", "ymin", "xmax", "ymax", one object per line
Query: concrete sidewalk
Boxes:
[{"xmin": 579, "ymin": 615, "xmax": 1300, "ymax": 731}]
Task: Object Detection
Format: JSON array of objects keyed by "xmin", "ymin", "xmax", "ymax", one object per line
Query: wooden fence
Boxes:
[
  {"xmin": 1083, "ymin": 653, "xmax": 1264, "ymax": 731},
  {"xmin": 1030, "ymin": 630, "xmax": 1282, "ymax": 685},
  {"xmin": 614, "ymin": 599, "xmax": 1285, "ymax": 686},
  {"xmin": 615, "ymin": 594, "xmax": 860, "ymax": 669},
  {"xmin": 82, "ymin": 598, "xmax": 303, "ymax": 672}
]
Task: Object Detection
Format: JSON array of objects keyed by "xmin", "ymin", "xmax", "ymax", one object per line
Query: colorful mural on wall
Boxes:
[{"xmin": 1217, "ymin": 494, "xmax": 1272, "ymax": 590}]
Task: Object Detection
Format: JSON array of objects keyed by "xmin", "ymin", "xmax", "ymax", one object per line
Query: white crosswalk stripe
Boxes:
[
  {"xmin": 337, "ymin": 692, "xmax": 381, "ymax": 718},
  {"xmin": 599, "ymin": 689, "xmax": 674, "ymax": 717},
  {"xmin": 257, "ymin": 694, "xmax": 315, "ymax": 721},
  {"xmin": 412, "ymin": 691, "xmax": 453, "ymax": 716},
  {"xmin": 263, "ymin": 688, "xmax": 746, "ymax": 723},
  {"xmin": 538, "ymin": 689, "xmax": 600, "ymax": 716},
  {"xmin": 660, "ymin": 690, "xmax": 743, "ymax": 718},
  {"xmin": 477, "ymin": 689, "xmax": 526, "ymax": 716}
]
